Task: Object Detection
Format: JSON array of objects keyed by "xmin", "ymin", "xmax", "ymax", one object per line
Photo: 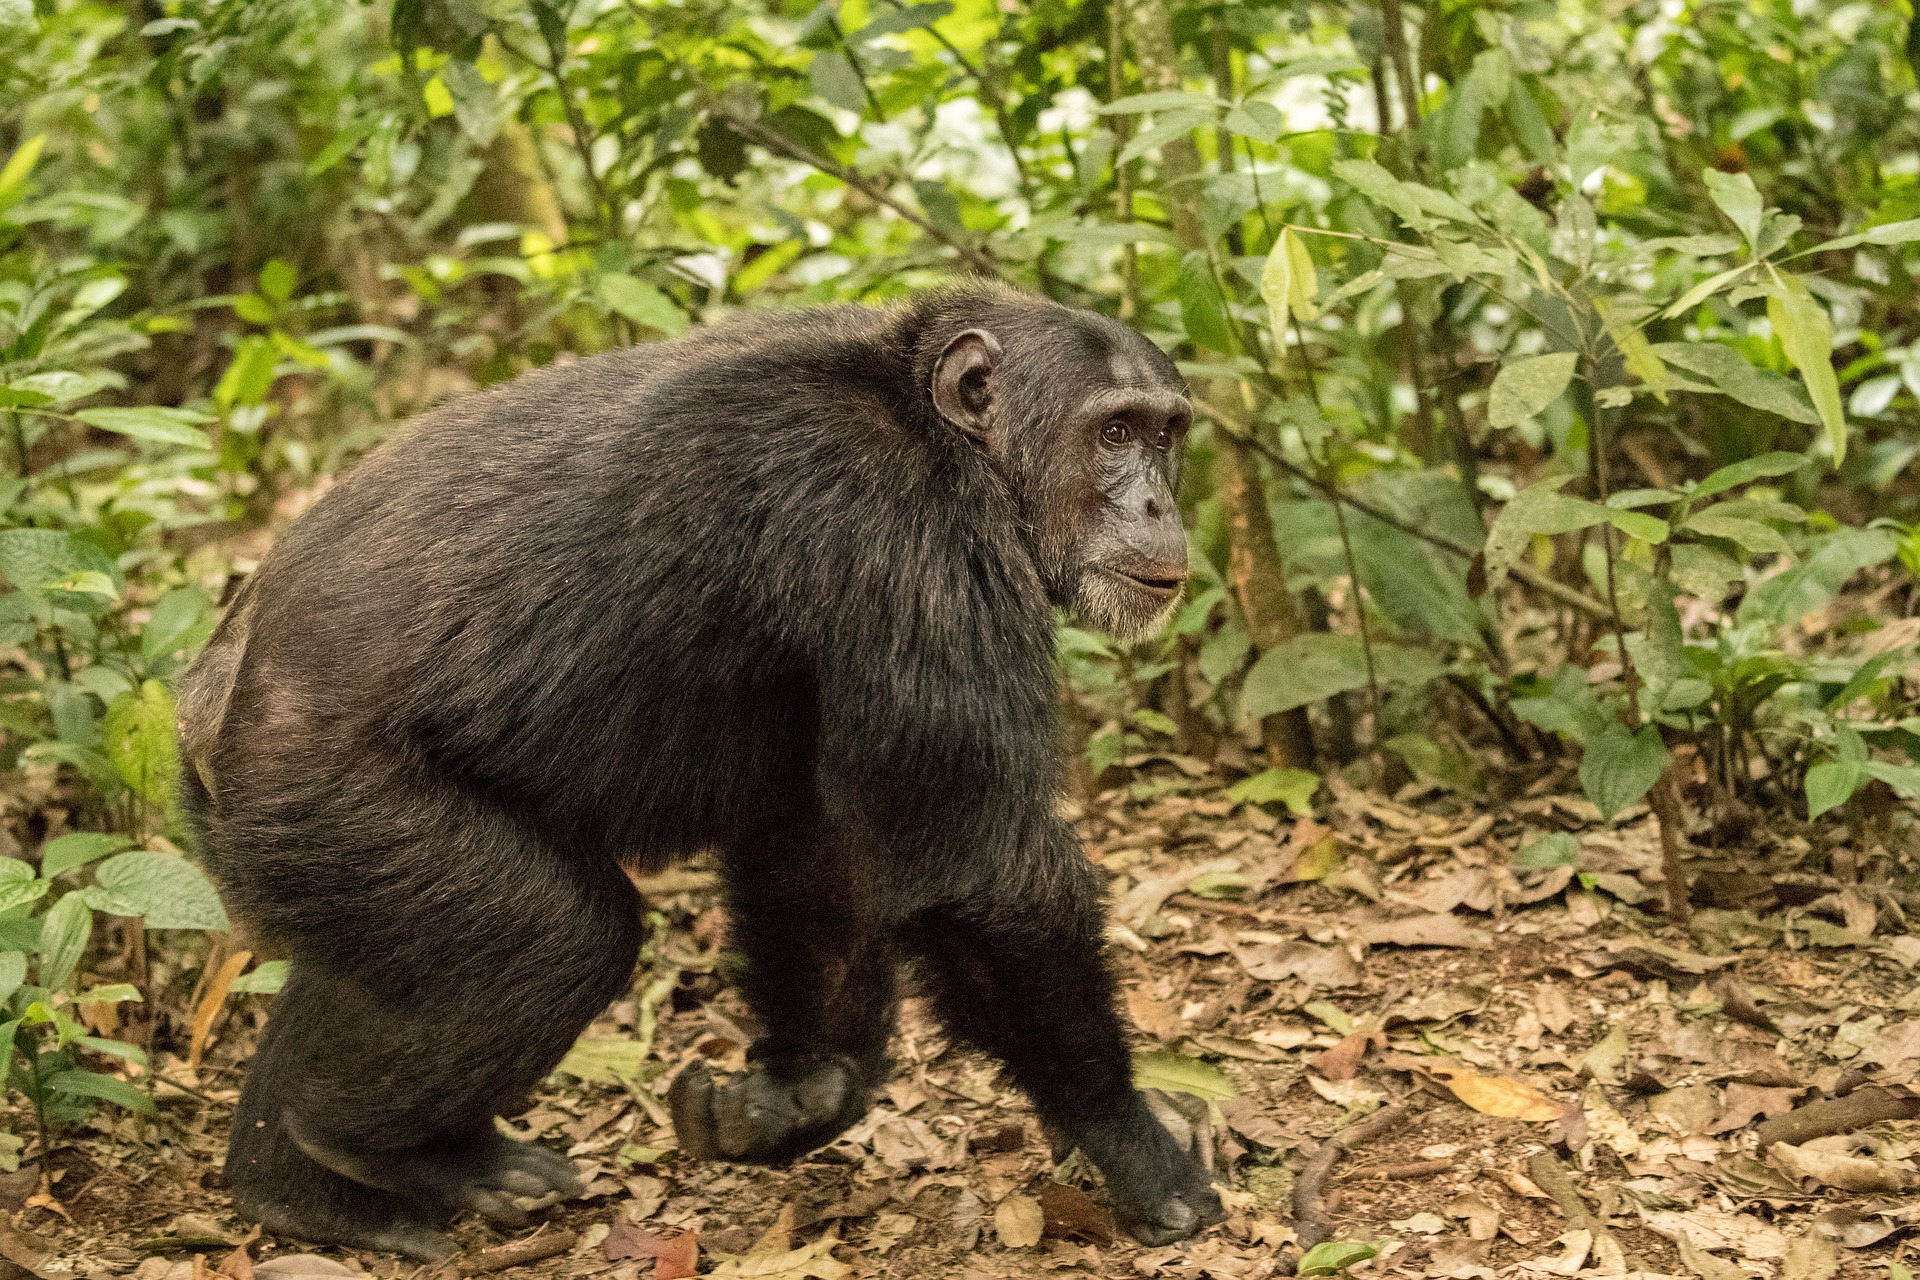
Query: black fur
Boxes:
[{"xmin": 178, "ymin": 284, "xmax": 1219, "ymax": 1258}]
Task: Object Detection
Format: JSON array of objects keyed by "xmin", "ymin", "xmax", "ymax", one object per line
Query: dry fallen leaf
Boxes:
[
  {"xmin": 1780, "ymin": 1232, "xmax": 1837, "ymax": 1280},
  {"xmin": 1447, "ymin": 1192, "xmax": 1501, "ymax": 1241},
  {"xmin": 250, "ymin": 1261, "xmax": 356, "ymax": 1280},
  {"xmin": 706, "ymin": 1232, "xmax": 849, "ymax": 1280},
  {"xmin": 1770, "ymin": 1140, "xmax": 1920, "ymax": 1193},
  {"xmin": 1708, "ymin": 1083, "xmax": 1801, "ymax": 1134},
  {"xmin": 1356, "ymin": 914, "xmax": 1489, "ymax": 948},
  {"xmin": 1642, "ymin": 1208, "xmax": 1788, "ymax": 1261},
  {"xmin": 994, "ymin": 1194, "xmax": 1044, "ymax": 1248},
  {"xmin": 1232, "ymin": 938, "xmax": 1362, "ymax": 988},
  {"xmin": 1411, "ymin": 1060, "xmax": 1562, "ymax": 1121},
  {"xmin": 604, "ymin": 1223, "xmax": 701, "ymax": 1279},
  {"xmin": 1038, "ymin": 1181, "xmax": 1117, "ymax": 1245}
]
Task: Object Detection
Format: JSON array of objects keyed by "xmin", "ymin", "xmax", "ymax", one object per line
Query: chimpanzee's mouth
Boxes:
[{"xmin": 1106, "ymin": 568, "xmax": 1186, "ymax": 597}]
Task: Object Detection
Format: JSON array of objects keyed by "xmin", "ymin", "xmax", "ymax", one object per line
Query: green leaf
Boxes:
[
  {"xmin": 1259, "ymin": 228, "xmax": 1318, "ymax": 335},
  {"xmin": 808, "ymin": 50, "xmax": 865, "ymax": 112},
  {"xmin": 1100, "ymin": 90, "xmax": 1224, "ymax": 114},
  {"xmin": 1225, "ymin": 767, "xmax": 1320, "ymax": 816},
  {"xmin": 229, "ymin": 959, "xmax": 288, "ymax": 995},
  {"xmin": 0, "ymin": 858, "xmax": 32, "ymax": 883},
  {"xmin": 1241, "ymin": 634, "xmax": 1443, "ymax": 720},
  {"xmin": 1515, "ymin": 832, "xmax": 1579, "ymax": 870},
  {"xmin": 1864, "ymin": 761, "xmax": 1920, "ymax": 801},
  {"xmin": 1661, "ymin": 264, "xmax": 1754, "ymax": 319},
  {"xmin": 257, "ymin": 260, "xmax": 296, "ymax": 305},
  {"xmin": 102, "ymin": 680, "xmax": 179, "ymax": 807},
  {"xmin": 1488, "ymin": 352, "xmax": 1578, "ymax": 430},
  {"xmin": 1579, "ymin": 723, "xmax": 1668, "ymax": 822},
  {"xmin": 1702, "ymin": 168, "xmax": 1764, "ymax": 249},
  {"xmin": 1690, "ymin": 451, "xmax": 1810, "ymax": 499},
  {"xmin": 214, "ymin": 336, "xmax": 281, "ymax": 409},
  {"xmin": 94, "ymin": 851, "xmax": 229, "ymax": 931},
  {"xmin": 1298, "ymin": 1241, "xmax": 1381, "ymax": 1276},
  {"xmin": 73, "ymin": 407, "xmax": 213, "ymax": 450},
  {"xmin": 0, "ymin": 880, "xmax": 48, "ymax": 914},
  {"xmin": 1806, "ymin": 760, "xmax": 1861, "ymax": 819},
  {"xmin": 0, "ymin": 134, "xmax": 45, "ymax": 205},
  {"xmin": 37, "ymin": 892, "xmax": 92, "ymax": 991},
  {"xmin": 1683, "ymin": 510, "xmax": 1790, "ymax": 555},
  {"xmin": 43, "ymin": 1068, "xmax": 154, "ymax": 1115},
  {"xmin": 38, "ymin": 833, "xmax": 131, "ymax": 879},
  {"xmin": 1483, "ymin": 476, "xmax": 1609, "ymax": 591},
  {"xmin": 556, "ymin": 1036, "xmax": 648, "ymax": 1085},
  {"xmin": 1738, "ymin": 527, "xmax": 1897, "ymax": 626},
  {"xmin": 1132, "ymin": 1050, "xmax": 1236, "ymax": 1107},
  {"xmin": 597, "ymin": 274, "xmax": 688, "ymax": 337},
  {"xmin": 1117, "ymin": 110, "xmax": 1211, "ymax": 165},
  {"xmin": 1802, "ymin": 217, "xmax": 1920, "ymax": 254},
  {"xmin": 75, "ymin": 983, "xmax": 140, "ymax": 1003},
  {"xmin": 142, "ymin": 585, "xmax": 217, "ymax": 668},
  {"xmin": 0, "ymin": 951, "xmax": 25, "ymax": 1009},
  {"xmin": 1763, "ymin": 273, "xmax": 1846, "ymax": 465},
  {"xmin": 1606, "ymin": 509, "xmax": 1668, "ymax": 544}
]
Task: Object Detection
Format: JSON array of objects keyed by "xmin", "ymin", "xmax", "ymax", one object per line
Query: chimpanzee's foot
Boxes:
[
  {"xmin": 1077, "ymin": 1091, "xmax": 1226, "ymax": 1246},
  {"xmin": 669, "ymin": 1053, "xmax": 868, "ymax": 1163},
  {"xmin": 288, "ymin": 1117, "xmax": 582, "ymax": 1229}
]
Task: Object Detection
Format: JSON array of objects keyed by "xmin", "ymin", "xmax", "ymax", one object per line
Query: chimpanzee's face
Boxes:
[{"xmin": 930, "ymin": 307, "xmax": 1192, "ymax": 638}]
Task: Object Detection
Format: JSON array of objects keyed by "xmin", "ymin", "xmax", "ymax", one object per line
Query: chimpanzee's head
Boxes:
[{"xmin": 926, "ymin": 292, "xmax": 1191, "ymax": 638}]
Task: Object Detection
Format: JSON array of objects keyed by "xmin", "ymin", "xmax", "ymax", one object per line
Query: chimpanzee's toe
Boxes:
[{"xmin": 669, "ymin": 1055, "xmax": 867, "ymax": 1164}]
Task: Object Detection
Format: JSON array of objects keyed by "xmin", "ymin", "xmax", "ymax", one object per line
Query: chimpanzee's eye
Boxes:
[{"xmin": 1101, "ymin": 420, "xmax": 1132, "ymax": 447}]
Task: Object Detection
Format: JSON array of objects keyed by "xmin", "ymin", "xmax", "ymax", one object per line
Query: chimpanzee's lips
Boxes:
[{"xmin": 1105, "ymin": 567, "xmax": 1186, "ymax": 598}]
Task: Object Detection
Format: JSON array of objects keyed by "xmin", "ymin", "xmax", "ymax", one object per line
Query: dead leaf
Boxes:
[
  {"xmin": 1708, "ymin": 1083, "xmax": 1801, "ymax": 1134},
  {"xmin": 1398, "ymin": 1058, "xmax": 1560, "ymax": 1121},
  {"xmin": 604, "ymin": 1222, "xmax": 701, "ymax": 1278},
  {"xmin": 1582, "ymin": 1082, "xmax": 1641, "ymax": 1156},
  {"xmin": 1447, "ymin": 1192, "xmax": 1501, "ymax": 1241},
  {"xmin": 250, "ymin": 1262, "xmax": 358, "ymax": 1280},
  {"xmin": 1488, "ymin": 1167, "xmax": 1548, "ymax": 1199},
  {"xmin": 1648, "ymin": 1084, "xmax": 1719, "ymax": 1136},
  {"xmin": 994, "ymin": 1195, "xmax": 1044, "ymax": 1248},
  {"xmin": 1642, "ymin": 1208, "xmax": 1788, "ymax": 1260},
  {"xmin": 1357, "ymin": 915, "xmax": 1489, "ymax": 948},
  {"xmin": 1232, "ymin": 939, "xmax": 1361, "ymax": 988},
  {"xmin": 1536, "ymin": 986, "xmax": 1575, "ymax": 1034},
  {"xmin": 1858, "ymin": 1021, "xmax": 1920, "ymax": 1077},
  {"xmin": 1038, "ymin": 1181, "xmax": 1117, "ymax": 1245},
  {"xmin": 187, "ymin": 948, "xmax": 252, "ymax": 1070},
  {"xmin": 1312, "ymin": 1031, "xmax": 1374, "ymax": 1081},
  {"xmin": 870, "ymin": 1116, "xmax": 951, "ymax": 1171},
  {"xmin": 1770, "ymin": 1140, "xmax": 1920, "ymax": 1192},
  {"xmin": 1676, "ymin": 1233, "xmax": 1747, "ymax": 1280},
  {"xmin": 1780, "ymin": 1232, "xmax": 1837, "ymax": 1280},
  {"xmin": 1531, "ymin": 1230, "xmax": 1591, "ymax": 1275},
  {"xmin": 751, "ymin": 1204, "xmax": 796, "ymax": 1254},
  {"xmin": 1392, "ymin": 984, "xmax": 1490, "ymax": 1026},
  {"xmin": 1126, "ymin": 988, "xmax": 1181, "ymax": 1041},
  {"xmin": 1810, "ymin": 1207, "xmax": 1897, "ymax": 1249},
  {"xmin": 1218, "ymin": 1097, "xmax": 1290, "ymax": 1149},
  {"xmin": 1579, "ymin": 1026, "xmax": 1629, "ymax": 1084},
  {"xmin": 706, "ymin": 1231, "xmax": 848, "ymax": 1280},
  {"xmin": 862, "ymin": 1213, "xmax": 915, "ymax": 1255}
]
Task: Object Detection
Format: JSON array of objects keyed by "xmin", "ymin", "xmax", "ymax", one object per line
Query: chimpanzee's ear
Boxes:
[{"xmin": 931, "ymin": 329, "xmax": 1004, "ymax": 448}]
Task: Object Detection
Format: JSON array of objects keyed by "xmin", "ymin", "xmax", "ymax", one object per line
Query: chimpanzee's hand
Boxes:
[{"xmin": 1083, "ymin": 1089, "xmax": 1226, "ymax": 1245}]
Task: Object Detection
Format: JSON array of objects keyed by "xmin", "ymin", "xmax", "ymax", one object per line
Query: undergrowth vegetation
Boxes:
[{"xmin": 1, "ymin": 0, "xmax": 1917, "ymax": 1167}]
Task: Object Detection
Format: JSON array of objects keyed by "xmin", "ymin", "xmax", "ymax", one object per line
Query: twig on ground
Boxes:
[
  {"xmin": 1527, "ymin": 1151, "xmax": 1637, "ymax": 1271},
  {"xmin": 455, "ymin": 1228, "xmax": 578, "ymax": 1275},
  {"xmin": 1292, "ymin": 1103, "xmax": 1407, "ymax": 1247},
  {"xmin": 1347, "ymin": 1158, "xmax": 1452, "ymax": 1181},
  {"xmin": 1168, "ymin": 892, "xmax": 1263, "ymax": 918},
  {"xmin": 1754, "ymin": 1087, "xmax": 1920, "ymax": 1149}
]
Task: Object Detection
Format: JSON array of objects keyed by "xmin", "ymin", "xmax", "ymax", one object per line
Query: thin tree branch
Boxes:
[
  {"xmin": 1191, "ymin": 401, "xmax": 1613, "ymax": 620},
  {"xmin": 708, "ymin": 105, "xmax": 1002, "ymax": 278}
]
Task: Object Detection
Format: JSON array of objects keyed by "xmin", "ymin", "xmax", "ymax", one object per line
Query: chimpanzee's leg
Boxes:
[
  {"xmin": 669, "ymin": 810, "xmax": 898, "ymax": 1163},
  {"xmin": 904, "ymin": 854, "xmax": 1224, "ymax": 1245},
  {"xmin": 218, "ymin": 771, "xmax": 642, "ymax": 1260}
]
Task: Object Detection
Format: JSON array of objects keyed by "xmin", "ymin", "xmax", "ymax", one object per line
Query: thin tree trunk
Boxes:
[{"xmin": 1125, "ymin": 0, "xmax": 1313, "ymax": 769}]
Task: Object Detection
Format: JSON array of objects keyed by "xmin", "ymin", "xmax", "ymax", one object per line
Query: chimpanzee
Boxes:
[{"xmin": 177, "ymin": 282, "xmax": 1221, "ymax": 1260}]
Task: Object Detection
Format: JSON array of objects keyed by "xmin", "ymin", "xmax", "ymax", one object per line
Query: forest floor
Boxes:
[{"xmin": 17, "ymin": 766, "xmax": 1920, "ymax": 1280}]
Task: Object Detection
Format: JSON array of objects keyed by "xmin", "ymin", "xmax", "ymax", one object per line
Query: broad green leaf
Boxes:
[
  {"xmin": 1661, "ymin": 264, "xmax": 1753, "ymax": 319},
  {"xmin": 1656, "ymin": 344, "xmax": 1818, "ymax": 425},
  {"xmin": 0, "ymin": 951, "xmax": 25, "ymax": 1008},
  {"xmin": 1802, "ymin": 217, "xmax": 1920, "ymax": 254},
  {"xmin": 1579, "ymin": 722, "xmax": 1668, "ymax": 821},
  {"xmin": 1117, "ymin": 110, "xmax": 1211, "ymax": 165},
  {"xmin": 1259, "ymin": 228, "xmax": 1319, "ymax": 336},
  {"xmin": 0, "ymin": 880, "xmax": 48, "ymax": 914},
  {"xmin": 1241, "ymin": 634, "xmax": 1443, "ymax": 720},
  {"xmin": 258, "ymin": 259, "xmax": 296, "ymax": 305},
  {"xmin": 94, "ymin": 851, "xmax": 229, "ymax": 931},
  {"xmin": 1331, "ymin": 159, "xmax": 1434, "ymax": 232},
  {"xmin": 1488, "ymin": 352, "xmax": 1578, "ymax": 430},
  {"xmin": 75, "ymin": 983, "xmax": 141, "ymax": 1003},
  {"xmin": 1606, "ymin": 510, "xmax": 1668, "ymax": 544},
  {"xmin": 557, "ymin": 1036, "xmax": 648, "ymax": 1084},
  {"xmin": 808, "ymin": 50, "xmax": 866, "ymax": 113},
  {"xmin": 1225, "ymin": 767, "xmax": 1320, "ymax": 816},
  {"xmin": 142, "ymin": 585, "xmax": 217, "ymax": 667},
  {"xmin": 597, "ymin": 274, "xmax": 688, "ymax": 336},
  {"xmin": 74, "ymin": 406, "xmax": 214, "ymax": 450},
  {"xmin": 1298, "ymin": 1242, "xmax": 1381, "ymax": 1277},
  {"xmin": 43, "ymin": 1068, "xmax": 154, "ymax": 1115},
  {"xmin": 1594, "ymin": 298, "xmax": 1670, "ymax": 404},
  {"xmin": 0, "ymin": 134, "xmax": 44, "ymax": 204},
  {"xmin": 1133, "ymin": 1050, "xmax": 1236, "ymax": 1106},
  {"xmin": 228, "ymin": 959, "xmax": 288, "ymax": 995},
  {"xmin": 1683, "ymin": 510, "xmax": 1789, "ymax": 554},
  {"xmin": 1514, "ymin": 832, "xmax": 1579, "ymax": 870},
  {"xmin": 214, "ymin": 336, "xmax": 281, "ymax": 409},
  {"xmin": 1691, "ymin": 451, "xmax": 1810, "ymax": 499},
  {"xmin": 1806, "ymin": 760, "xmax": 1860, "ymax": 819},
  {"xmin": 1738, "ymin": 527, "xmax": 1896, "ymax": 626},
  {"xmin": 1763, "ymin": 273, "xmax": 1846, "ymax": 465},
  {"xmin": 102, "ymin": 680, "xmax": 179, "ymax": 807},
  {"xmin": 1483, "ymin": 476, "xmax": 1609, "ymax": 590},
  {"xmin": 37, "ymin": 892, "xmax": 93, "ymax": 991},
  {"xmin": 1100, "ymin": 90, "xmax": 1223, "ymax": 114},
  {"xmin": 1864, "ymin": 761, "xmax": 1920, "ymax": 801},
  {"xmin": 1702, "ymin": 168, "xmax": 1764, "ymax": 249},
  {"xmin": 0, "ymin": 858, "xmax": 32, "ymax": 883}
]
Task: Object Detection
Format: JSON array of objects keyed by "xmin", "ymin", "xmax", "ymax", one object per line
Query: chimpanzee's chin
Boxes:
[{"xmin": 1070, "ymin": 570, "xmax": 1181, "ymax": 640}]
